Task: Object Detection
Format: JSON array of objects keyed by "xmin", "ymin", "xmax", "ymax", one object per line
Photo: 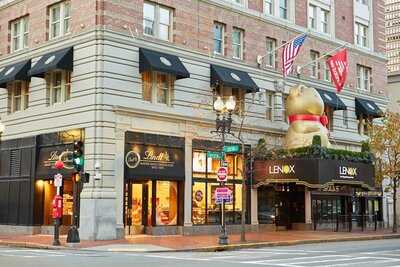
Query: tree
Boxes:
[{"xmin": 368, "ymin": 112, "xmax": 400, "ymax": 233}]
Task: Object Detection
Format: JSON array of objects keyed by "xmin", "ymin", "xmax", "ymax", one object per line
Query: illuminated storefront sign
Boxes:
[{"xmin": 254, "ymin": 159, "xmax": 375, "ymax": 187}]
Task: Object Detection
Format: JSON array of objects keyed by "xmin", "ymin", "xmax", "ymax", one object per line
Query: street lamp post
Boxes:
[{"xmin": 213, "ymin": 95, "xmax": 236, "ymax": 245}]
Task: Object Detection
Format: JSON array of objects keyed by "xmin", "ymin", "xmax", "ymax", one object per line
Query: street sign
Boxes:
[
  {"xmin": 215, "ymin": 187, "xmax": 233, "ymax": 204},
  {"xmin": 217, "ymin": 167, "xmax": 228, "ymax": 182},
  {"xmin": 54, "ymin": 174, "xmax": 63, "ymax": 187},
  {"xmin": 207, "ymin": 151, "xmax": 223, "ymax": 159},
  {"xmin": 223, "ymin": 144, "xmax": 240, "ymax": 153}
]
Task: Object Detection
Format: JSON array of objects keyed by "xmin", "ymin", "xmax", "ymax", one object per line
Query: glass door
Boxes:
[{"xmin": 124, "ymin": 181, "xmax": 151, "ymax": 235}]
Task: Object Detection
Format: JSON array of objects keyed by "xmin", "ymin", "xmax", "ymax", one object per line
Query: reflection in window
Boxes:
[
  {"xmin": 192, "ymin": 182, "xmax": 206, "ymax": 224},
  {"xmin": 156, "ymin": 181, "xmax": 177, "ymax": 225}
]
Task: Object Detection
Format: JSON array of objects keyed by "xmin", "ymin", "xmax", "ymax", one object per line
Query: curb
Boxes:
[{"xmin": 1, "ymin": 234, "xmax": 400, "ymax": 253}]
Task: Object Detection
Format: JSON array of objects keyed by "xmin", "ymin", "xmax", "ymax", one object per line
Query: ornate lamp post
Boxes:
[{"xmin": 213, "ymin": 95, "xmax": 236, "ymax": 245}]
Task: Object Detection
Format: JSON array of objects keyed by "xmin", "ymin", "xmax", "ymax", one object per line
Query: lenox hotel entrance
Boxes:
[{"xmin": 123, "ymin": 132, "xmax": 185, "ymax": 235}]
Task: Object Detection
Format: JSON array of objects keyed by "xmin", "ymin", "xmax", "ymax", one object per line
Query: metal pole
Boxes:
[
  {"xmin": 240, "ymin": 141, "xmax": 246, "ymax": 242},
  {"xmin": 218, "ymin": 118, "xmax": 228, "ymax": 245},
  {"xmin": 297, "ymin": 44, "xmax": 346, "ymax": 71},
  {"xmin": 67, "ymin": 174, "xmax": 80, "ymax": 244},
  {"xmin": 258, "ymin": 32, "xmax": 308, "ymax": 60}
]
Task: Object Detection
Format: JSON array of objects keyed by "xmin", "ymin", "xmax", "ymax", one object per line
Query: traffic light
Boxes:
[{"xmin": 73, "ymin": 141, "xmax": 84, "ymax": 172}]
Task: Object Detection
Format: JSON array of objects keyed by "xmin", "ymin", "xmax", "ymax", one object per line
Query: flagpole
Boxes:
[
  {"xmin": 297, "ymin": 44, "xmax": 346, "ymax": 72},
  {"xmin": 257, "ymin": 31, "xmax": 309, "ymax": 65}
]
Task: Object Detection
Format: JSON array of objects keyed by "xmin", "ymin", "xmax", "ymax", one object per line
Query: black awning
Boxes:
[
  {"xmin": 0, "ymin": 60, "xmax": 31, "ymax": 88},
  {"xmin": 28, "ymin": 47, "xmax": 73, "ymax": 78},
  {"xmin": 210, "ymin": 64, "xmax": 259, "ymax": 93},
  {"xmin": 355, "ymin": 98, "xmax": 384, "ymax": 118},
  {"xmin": 316, "ymin": 89, "xmax": 347, "ymax": 111},
  {"xmin": 139, "ymin": 48, "xmax": 190, "ymax": 80}
]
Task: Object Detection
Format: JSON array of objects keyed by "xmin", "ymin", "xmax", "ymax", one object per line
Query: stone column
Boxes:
[
  {"xmin": 184, "ymin": 136, "xmax": 193, "ymax": 227},
  {"xmin": 79, "ymin": 126, "xmax": 117, "ymax": 240},
  {"xmin": 251, "ymin": 188, "xmax": 259, "ymax": 225},
  {"xmin": 114, "ymin": 128, "xmax": 126, "ymax": 239},
  {"xmin": 305, "ymin": 188, "xmax": 312, "ymax": 224}
]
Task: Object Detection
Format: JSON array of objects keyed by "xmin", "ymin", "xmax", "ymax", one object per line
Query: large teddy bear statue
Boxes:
[{"xmin": 284, "ymin": 84, "xmax": 331, "ymax": 149}]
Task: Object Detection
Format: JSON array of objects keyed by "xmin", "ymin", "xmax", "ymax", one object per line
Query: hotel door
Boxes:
[{"xmin": 124, "ymin": 181, "xmax": 152, "ymax": 235}]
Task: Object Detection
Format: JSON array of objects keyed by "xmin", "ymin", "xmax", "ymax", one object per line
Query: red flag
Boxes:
[{"xmin": 327, "ymin": 49, "xmax": 348, "ymax": 93}]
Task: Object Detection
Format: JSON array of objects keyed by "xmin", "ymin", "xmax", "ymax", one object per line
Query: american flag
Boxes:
[{"xmin": 282, "ymin": 34, "xmax": 307, "ymax": 77}]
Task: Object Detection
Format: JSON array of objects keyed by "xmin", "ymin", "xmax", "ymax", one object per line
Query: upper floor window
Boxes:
[
  {"xmin": 356, "ymin": 0, "xmax": 368, "ymax": 5},
  {"xmin": 356, "ymin": 65, "xmax": 372, "ymax": 91},
  {"xmin": 355, "ymin": 22, "xmax": 368, "ymax": 48},
  {"xmin": 264, "ymin": 0, "xmax": 273, "ymax": 15},
  {"xmin": 279, "ymin": 0, "xmax": 288, "ymax": 19},
  {"xmin": 49, "ymin": 1, "xmax": 71, "ymax": 40},
  {"xmin": 310, "ymin": 50, "xmax": 320, "ymax": 78},
  {"xmin": 308, "ymin": 4, "xmax": 330, "ymax": 34},
  {"xmin": 8, "ymin": 81, "xmax": 29, "ymax": 113},
  {"xmin": 231, "ymin": 0, "xmax": 245, "ymax": 5},
  {"xmin": 213, "ymin": 22, "xmax": 225, "ymax": 55},
  {"xmin": 320, "ymin": 9, "xmax": 329, "ymax": 33},
  {"xmin": 143, "ymin": 1, "xmax": 172, "ymax": 41},
  {"xmin": 308, "ymin": 5, "xmax": 317, "ymax": 29},
  {"xmin": 324, "ymin": 107, "xmax": 334, "ymax": 131},
  {"xmin": 323, "ymin": 59, "xmax": 331, "ymax": 82},
  {"xmin": 266, "ymin": 91, "xmax": 274, "ymax": 121},
  {"xmin": 232, "ymin": 28, "xmax": 244, "ymax": 59},
  {"xmin": 46, "ymin": 70, "xmax": 71, "ymax": 105},
  {"xmin": 142, "ymin": 72, "xmax": 174, "ymax": 106},
  {"xmin": 282, "ymin": 93, "xmax": 289, "ymax": 122},
  {"xmin": 10, "ymin": 16, "xmax": 29, "ymax": 52},
  {"xmin": 358, "ymin": 116, "xmax": 372, "ymax": 136},
  {"xmin": 265, "ymin": 37, "xmax": 277, "ymax": 68}
]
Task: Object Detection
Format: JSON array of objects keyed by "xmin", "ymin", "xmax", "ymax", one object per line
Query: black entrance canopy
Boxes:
[
  {"xmin": 210, "ymin": 64, "xmax": 259, "ymax": 93},
  {"xmin": 355, "ymin": 97, "xmax": 383, "ymax": 118},
  {"xmin": 139, "ymin": 48, "xmax": 190, "ymax": 80},
  {"xmin": 28, "ymin": 47, "xmax": 73, "ymax": 78},
  {"xmin": 316, "ymin": 89, "xmax": 347, "ymax": 111},
  {"xmin": 0, "ymin": 60, "xmax": 31, "ymax": 88}
]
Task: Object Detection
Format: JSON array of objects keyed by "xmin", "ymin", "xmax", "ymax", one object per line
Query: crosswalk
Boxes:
[
  {"xmin": 140, "ymin": 247, "xmax": 400, "ymax": 267},
  {"xmin": 0, "ymin": 245, "xmax": 400, "ymax": 266}
]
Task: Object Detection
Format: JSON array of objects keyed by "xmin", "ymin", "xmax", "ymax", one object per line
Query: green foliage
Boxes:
[
  {"xmin": 361, "ymin": 141, "xmax": 370, "ymax": 153},
  {"xmin": 254, "ymin": 138, "xmax": 374, "ymax": 164},
  {"xmin": 312, "ymin": 135, "xmax": 322, "ymax": 146}
]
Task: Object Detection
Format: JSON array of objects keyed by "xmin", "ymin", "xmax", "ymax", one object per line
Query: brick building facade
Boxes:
[{"xmin": 0, "ymin": 0, "xmax": 388, "ymax": 240}]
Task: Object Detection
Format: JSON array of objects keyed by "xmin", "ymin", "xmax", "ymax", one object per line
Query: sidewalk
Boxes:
[{"xmin": 0, "ymin": 229, "xmax": 399, "ymax": 252}]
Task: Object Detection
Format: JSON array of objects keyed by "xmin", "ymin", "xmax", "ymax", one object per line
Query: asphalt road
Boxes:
[{"xmin": 0, "ymin": 239, "xmax": 400, "ymax": 267}]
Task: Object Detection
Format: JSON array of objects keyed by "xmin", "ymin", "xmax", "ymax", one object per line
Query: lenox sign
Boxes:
[
  {"xmin": 268, "ymin": 165, "xmax": 295, "ymax": 175},
  {"xmin": 339, "ymin": 166, "xmax": 358, "ymax": 179}
]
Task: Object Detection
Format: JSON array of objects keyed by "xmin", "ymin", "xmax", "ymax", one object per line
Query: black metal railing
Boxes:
[{"xmin": 313, "ymin": 213, "xmax": 380, "ymax": 232}]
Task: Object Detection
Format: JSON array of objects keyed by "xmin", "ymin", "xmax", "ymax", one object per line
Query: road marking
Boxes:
[
  {"xmin": 320, "ymin": 259, "xmax": 400, "ymax": 267},
  {"xmin": 241, "ymin": 254, "xmax": 349, "ymax": 264},
  {"xmin": 292, "ymin": 256, "xmax": 371, "ymax": 265},
  {"xmin": 145, "ymin": 254, "xmax": 210, "ymax": 261},
  {"xmin": 243, "ymin": 248, "xmax": 336, "ymax": 253}
]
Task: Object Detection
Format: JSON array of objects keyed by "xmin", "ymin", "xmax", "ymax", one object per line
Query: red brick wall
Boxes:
[
  {"xmin": 295, "ymin": 0, "xmax": 307, "ymax": 28},
  {"xmin": 0, "ymin": 0, "xmax": 97, "ymax": 57},
  {"xmin": 373, "ymin": 0, "xmax": 386, "ymax": 54},
  {"xmin": 334, "ymin": 0, "xmax": 354, "ymax": 44}
]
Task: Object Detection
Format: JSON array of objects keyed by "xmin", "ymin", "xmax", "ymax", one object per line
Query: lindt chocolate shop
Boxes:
[
  {"xmin": 124, "ymin": 132, "xmax": 185, "ymax": 235},
  {"xmin": 254, "ymin": 158, "xmax": 383, "ymax": 231}
]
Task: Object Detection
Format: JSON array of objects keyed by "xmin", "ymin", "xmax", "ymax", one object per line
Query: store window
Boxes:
[
  {"xmin": 324, "ymin": 107, "xmax": 334, "ymax": 131},
  {"xmin": 46, "ymin": 70, "xmax": 71, "ymax": 105},
  {"xmin": 8, "ymin": 81, "xmax": 29, "ymax": 113},
  {"xmin": 10, "ymin": 16, "xmax": 29, "ymax": 52},
  {"xmin": 143, "ymin": 1, "xmax": 172, "ymax": 41},
  {"xmin": 142, "ymin": 72, "xmax": 174, "ymax": 105},
  {"xmin": 156, "ymin": 181, "xmax": 178, "ymax": 225},
  {"xmin": 49, "ymin": 1, "xmax": 71, "ymax": 40},
  {"xmin": 192, "ymin": 150, "xmax": 243, "ymax": 225},
  {"xmin": 358, "ymin": 115, "xmax": 372, "ymax": 136}
]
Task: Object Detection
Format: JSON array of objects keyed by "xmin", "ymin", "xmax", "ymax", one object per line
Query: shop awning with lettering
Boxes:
[
  {"xmin": 355, "ymin": 97, "xmax": 384, "ymax": 118},
  {"xmin": 0, "ymin": 60, "xmax": 31, "ymax": 88},
  {"xmin": 316, "ymin": 89, "xmax": 347, "ymax": 111},
  {"xmin": 210, "ymin": 64, "xmax": 259, "ymax": 93},
  {"xmin": 139, "ymin": 48, "xmax": 190, "ymax": 80},
  {"xmin": 28, "ymin": 47, "xmax": 73, "ymax": 78}
]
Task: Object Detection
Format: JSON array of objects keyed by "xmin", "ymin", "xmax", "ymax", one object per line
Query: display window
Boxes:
[
  {"xmin": 156, "ymin": 181, "xmax": 178, "ymax": 225},
  {"xmin": 192, "ymin": 149, "xmax": 244, "ymax": 225}
]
